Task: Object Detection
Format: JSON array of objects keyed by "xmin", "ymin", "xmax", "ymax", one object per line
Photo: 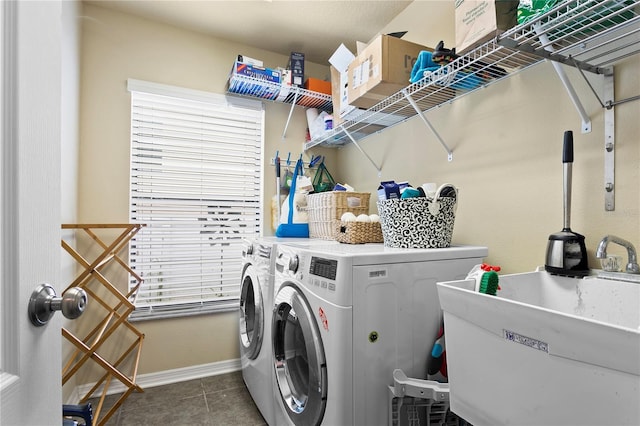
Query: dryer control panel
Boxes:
[{"xmin": 309, "ymin": 257, "xmax": 337, "ymax": 281}]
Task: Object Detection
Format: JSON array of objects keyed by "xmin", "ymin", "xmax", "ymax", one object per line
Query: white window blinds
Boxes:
[{"xmin": 127, "ymin": 79, "xmax": 264, "ymax": 320}]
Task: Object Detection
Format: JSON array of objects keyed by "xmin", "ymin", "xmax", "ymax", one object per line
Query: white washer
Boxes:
[
  {"xmin": 239, "ymin": 238, "xmax": 338, "ymax": 425},
  {"xmin": 271, "ymin": 243, "xmax": 488, "ymax": 426}
]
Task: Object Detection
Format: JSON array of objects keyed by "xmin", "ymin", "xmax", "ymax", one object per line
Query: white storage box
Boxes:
[{"xmin": 437, "ymin": 271, "xmax": 640, "ymax": 426}]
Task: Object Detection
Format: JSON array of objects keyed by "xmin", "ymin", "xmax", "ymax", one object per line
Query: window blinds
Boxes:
[{"xmin": 128, "ymin": 79, "xmax": 264, "ymax": 320}]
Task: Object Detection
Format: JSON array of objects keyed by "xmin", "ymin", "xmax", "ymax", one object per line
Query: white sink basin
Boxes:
[{"xmin": 437, "ymin": 270, "xmax": 640, "ymax": 426}]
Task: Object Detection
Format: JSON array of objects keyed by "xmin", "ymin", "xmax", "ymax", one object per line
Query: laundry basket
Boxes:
[
  {"xmin": 388, "ymin": 370, "xmax": 467, "ymax": 426},
  {"xmin": 377, "ymin": 185, "xmax": 457, "ymax": 249}
]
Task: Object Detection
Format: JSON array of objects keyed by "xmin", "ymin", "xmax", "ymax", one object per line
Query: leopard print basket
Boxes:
[{"xmin": 376, "ymin": 194, "xmax": 457, "ymax": 248}]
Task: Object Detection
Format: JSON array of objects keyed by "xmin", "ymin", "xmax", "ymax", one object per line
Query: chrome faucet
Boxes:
[{"xmin": 595, "ymin": 235, "xmax": 640, "ymax": 274}]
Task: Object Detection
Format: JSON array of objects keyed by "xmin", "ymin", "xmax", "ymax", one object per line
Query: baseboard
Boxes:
[{"xmin": 72, "ymin": 358, "xmax": 241, "ymax": 401}]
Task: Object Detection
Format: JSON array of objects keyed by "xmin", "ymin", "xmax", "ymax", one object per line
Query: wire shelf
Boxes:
[
  {"xmin": 305, "ymin": 38, "xmax": 543, "ymax": 149},
  {"xmin": 227, "ymin": 74, "xmax": 332, "ymax": 112},
  {"xmin": 500, "ymin": 0, "xmax": 640, "ymax": 72},
  {"xmin": 306, "ymin": 0, "xmax": 640, "ymax": 150}
]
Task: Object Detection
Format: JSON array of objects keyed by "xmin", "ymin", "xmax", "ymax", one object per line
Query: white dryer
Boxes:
[
  {"xmin": 239, "ymin": 238, "xmax": 277, "ymax": 425},
  {"xmin": 271, "ymin": 243, "xmax": 488, "ymax": 426}
]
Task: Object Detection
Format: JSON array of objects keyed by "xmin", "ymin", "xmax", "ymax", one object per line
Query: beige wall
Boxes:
[
  {"xmin": 337, "ymin": 1, "xmax": 639, "ymax": 274},
  {"xmin": 76, "ymin": 3, "xmax": 335, "ymax": 381},
  {"xmin": 74, "ymin": 0, "xmax": 639, "ymax": 384}
]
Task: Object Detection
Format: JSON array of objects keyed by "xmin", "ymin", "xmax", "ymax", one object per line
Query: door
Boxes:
[
  {"xmin": 239, "ymin": 261, "xmax": 265, "ymax": 362},
  {"xmin": 1, "ymin": 1, "xmax": 63, "ymax": 424},
  {"xmin": 272, "ymin": 283, "xmax": 327, "ymax": 426}
]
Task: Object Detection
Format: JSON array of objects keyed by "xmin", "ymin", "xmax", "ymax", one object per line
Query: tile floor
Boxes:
[{"xmin": 85, "ymin": 371, "xmax": 267, "ymax": 426}]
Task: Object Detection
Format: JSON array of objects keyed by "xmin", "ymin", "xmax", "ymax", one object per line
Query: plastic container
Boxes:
[{"xmin": 387, "ymin": 369, "xmax": 465, "ymax": 426}]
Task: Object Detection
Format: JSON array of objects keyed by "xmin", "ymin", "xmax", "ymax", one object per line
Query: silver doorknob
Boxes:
[{"xmin": 28, "ymin": 283, "xmax": 88, "ymax": 327}]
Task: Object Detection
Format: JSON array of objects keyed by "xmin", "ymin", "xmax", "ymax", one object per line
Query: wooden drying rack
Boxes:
[{"xmin": 61, "ymin": 223, "xmax": 146, "ymax": 426}]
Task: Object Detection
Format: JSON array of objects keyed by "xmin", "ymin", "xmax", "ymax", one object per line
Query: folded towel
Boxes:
[
  {"xmin": 409, "ymin": 50, "xmax": 440, "ymax": 83},
  {"xmin": 410, "ymin": 50, "xmax": 483, "ymax": 90},
  {"xmin": 410, "ymin": 50, "xmax": 439, "ymax": 84}
]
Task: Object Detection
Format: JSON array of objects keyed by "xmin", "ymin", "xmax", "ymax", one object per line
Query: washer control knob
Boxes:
[{"xmin": 289, "ymin": 255, "xmax": 299, "ymax": 273}]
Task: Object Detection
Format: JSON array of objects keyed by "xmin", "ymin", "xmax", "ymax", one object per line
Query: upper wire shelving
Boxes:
[
  {"xmin": 500, "ymin": 0, "xmax": 640, "ymax": 74},
  {"xmin": 305, "ymin": 0, "xmax": 640, "ymax": 151},
  {"xmin": 227, "ymin": 74, "xmax": 332, "ymax": 140},
  {"xmin": 226, "ymin": 74, "xmax": 332, "ymax": 112},
  {"xmin": 304, "ymin": 38, "xmax": 544, "ymax": 151},
  {"xmin": 224, "ymin": 0, "xmax": 638, "ymax": 206}
]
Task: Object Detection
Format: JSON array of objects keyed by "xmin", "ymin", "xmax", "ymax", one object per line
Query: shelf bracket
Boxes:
[
  {"xmin": 342, "ymin": 128, "xmax": 382, "ymax": 176},
  {"xmin": 534, "ymin": 24, "xmax": 592, "ymax": 133},
  {"xmin": 603, "ymin": 69, "xmax": 615, "ymax": 211},
  {"xmin": 281, "ymin": 89, "xmax": 299, "ymax": 140},
  {"xmin": 401, "ymin": 89, "xmax": 453, "ymax": 161},
  {"xmin": 571, "ymin": 58, "xmax": 640, "ymax": 109}
]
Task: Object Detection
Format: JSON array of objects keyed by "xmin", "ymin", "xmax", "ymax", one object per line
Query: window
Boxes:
[{"xmin": 127, "ymin": 79, "xmax": 264, "ymax": 320}]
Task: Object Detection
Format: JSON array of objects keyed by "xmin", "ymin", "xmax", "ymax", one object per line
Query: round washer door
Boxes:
[
  {"xmin": 272, "ymin": 283, "xmax": 327, "ymax": 426},
  {"xmin": 239, "ymin": 264, "xmax": 264, "ymax": 360}
]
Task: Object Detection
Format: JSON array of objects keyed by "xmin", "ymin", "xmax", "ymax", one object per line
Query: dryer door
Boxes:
[
  {"xmin": 272, "ymin": 283, "xmax": 327, "ymax": 426},
  {"xmin": 239, "ymin": 264, "xmax": 264, "ymax": 361}
]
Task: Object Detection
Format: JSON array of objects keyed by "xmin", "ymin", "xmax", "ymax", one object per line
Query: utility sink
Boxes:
[{"xmin": 437, "ymin": 270, "xmax": 640, "ymax": 426}]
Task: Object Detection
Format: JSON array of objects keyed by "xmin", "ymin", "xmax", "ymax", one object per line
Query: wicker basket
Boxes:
[
  {"xmin": 307, "ymin": 191, "xmax": 371, "ymax": 239},
  {"xmin": 335, "ymin": 221, "xmax": 384, "ymax": 244}
]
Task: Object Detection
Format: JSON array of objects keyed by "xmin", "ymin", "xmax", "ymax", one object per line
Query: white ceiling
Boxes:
[{"xmin": 84, "ymin": 0, "xmax": 414, "ymax": 65}]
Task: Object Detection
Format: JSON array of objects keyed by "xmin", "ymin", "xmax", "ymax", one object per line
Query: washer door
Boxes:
[
  {"xmin": 239, "ymin": 264, "xmax": 264, "ymax": 360},
  {"xmin": 272, "ymin": 283, "xmax": 327, "ymax": 426}
]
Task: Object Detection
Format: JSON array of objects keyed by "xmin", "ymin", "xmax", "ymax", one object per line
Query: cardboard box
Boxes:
[
  {"xmin": 289, "ymin": 52, "xmax": 305, "ymax": 87},
  {"xmin": 329, "ymin": 66, "xmax": 357, "ymax": 125},
  {"xmin": 236, "ymin": 54, "xmax": 263, "ymax": 67},
  {"xmin": 304, "ymin": 78, "xmax": 331, "ymax": 95},
  {"xmin": 228, "ymin": 61, "xmax": 281, "ymax": 99},
  {"xmin": 231, "ymin": 61, "xmax": 281, "ymax": 83},
  {"xmin": 455, "ymin": 0, "xmax": 518, "ymax": 55},
  {"xmin": 377, "ymin": 181, "xmax": 400, "ymax": 201},
  {"xmin": 299, "ymin": 78, "xmax": 332, "ymax": 110},
  {"xmin": 328, "ymin": 44, "xmax": 359, "ymax": 123},
  {"xmin": 347, "ymin": 34, "xmax": 430, "ymax": 109}
]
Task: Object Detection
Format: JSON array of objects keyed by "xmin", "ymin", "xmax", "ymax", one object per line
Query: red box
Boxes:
[{"xmin": 304, "ymin": 78, "xmax": 332, "ymax": 95}]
